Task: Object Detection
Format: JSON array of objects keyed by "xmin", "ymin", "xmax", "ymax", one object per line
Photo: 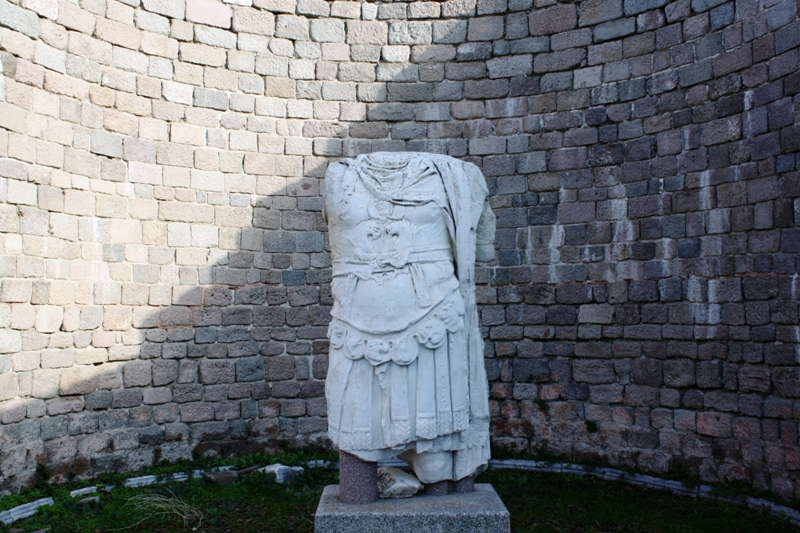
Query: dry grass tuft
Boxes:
[{"xmin": 114, "ymin": 491, "xmax": 203, "ymax": 530}]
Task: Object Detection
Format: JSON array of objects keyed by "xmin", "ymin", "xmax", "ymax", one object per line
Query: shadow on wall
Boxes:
[
  {"xmin": 0, "ymin": 136, "xmax": 495, "ymax": 489},
  {"xmin": 0, "ymin": 173, "xmax": 335, "ymax": 486}
]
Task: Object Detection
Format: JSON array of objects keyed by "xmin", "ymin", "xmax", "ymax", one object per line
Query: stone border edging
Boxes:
[
  {"xmin": 2, "ymin": 459, "xmax": 798, "ymax": 528},
  {"xmin": 0, "ymin": 465, "xmax": 238, "ymax": 526},
  {"xmin": 0, "ymin": 498, "xmax": 54, "ymax": 526}
]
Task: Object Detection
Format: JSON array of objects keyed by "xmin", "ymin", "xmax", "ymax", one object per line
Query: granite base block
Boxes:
[{"xmin": 314, "ymin": 483, "xmax": 510, "ymax": 533}]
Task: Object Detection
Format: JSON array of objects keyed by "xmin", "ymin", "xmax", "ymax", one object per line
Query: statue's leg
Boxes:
[
  {"xmin": 424, "ymin": 479, "xmax": 452, "ymax": 495},
  {"xmin": 452, "ymin": 474, "xmax": 475, "ymax": 493},
  {"xmin": 338, "ymin": 450, "xmax": 378, "ymax": 504}
]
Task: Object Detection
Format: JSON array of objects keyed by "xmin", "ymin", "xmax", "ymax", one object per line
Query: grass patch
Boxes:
[
  {"xmin": 0, "ymin": 467, "xmax": 338, "ymax": 533},
  {"xmin": 0, "ymin": 449, "xmax": 797, "ymax": 533},
  {"xmin": 488, "ymin": 468, "xmax": 797, "ymax": 533}
]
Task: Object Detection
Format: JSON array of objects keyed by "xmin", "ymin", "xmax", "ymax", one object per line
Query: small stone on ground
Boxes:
[
  {"xmin": 203, "ymin": 471, "xmax": 240, "ymax": 486},
  {"xmin": 378, "ymin": 466, "xmax": 422, "ymax": 499},
  {"xmin": 258, "ymin": 464, "xmax": 304, "ymax": 483},
  {"xmin": 237, "ymin": 465, "xmax": 261, "ymax": 475}
]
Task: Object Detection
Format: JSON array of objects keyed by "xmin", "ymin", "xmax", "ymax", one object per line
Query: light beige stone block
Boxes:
[
  {"xmin": 346, "ymin": 21, "xmax": 387, "ymax": 45},
  {"xmin": 48, "ymin": 281, "xmax": 75, "ymax": 305},
  {"xmin": 15, "ymin": 58, "xmax": 46, "ymax": 87},
  {"xmin": 232, "ymin": 7, "xmax": 274, "ymax": 35},
  {"xmin": 34, "ymin": 41, "xmax": 67, "ymax": 73},
  {"xmin": 95, "ymin": 18, "xmax": 141, "ymax": 50},
  {"xmin": 170, "ymin": 123, "xmax": 206, "ymax": 146},
  {"xmin": 7, "ymin": 180, "xmax": 37, "ymax": 206},
  {"xmin": 41, "ymin": 348, "xmax": 75, "ymax": 368},
  {"xmin": 186, "ymin": 0, "xmax": 231, "ymax": 28},
  {"xmin": 275, "ymin": 15, "xmax": 309, "ymax": 40},
  {"xmin": 179, "ymin": 42, "xmax": 227, "ymax": 66},
  {"xmin": 41, "ymin": 190, "xmax": 66, "ymax": 216},
  {"xmin": 109, "ymin": 219, "xmax": 143, "ymax": 244},
  {"xmin": 11, "ymin": 303, "xmax": 36, "ymax": 329},
  {"xmin": 64, "ymin": 189, "xmax": 95, "ymax": 216},
  {"xmin": 61, "ymin": 305, "xmax": 80, "ymax": 331},
  {"xmin": 58, "ymin": 1, "xmax": 97, "ymax": 34},
  {"xmin": 0, "ymin": 372, "xmax": 18, "ymax": 401},
  {"xmin": 31, "ymin": 368, "xmax": 59, "ymax": 398},
  {"xmin": 59, "ymin": 364, "xmax": 98, "ymax": 395},
  {"xmin": 142, "ymin": 0, "xmax": 185, "ymax": 19},
  {"xmin": 141, "ymin": 31, "xmax": 179, "ymax": 58},
  {"xmin": 2, "ymin": 280, "xmax": 32, "ymax": 303},
  {"xmin": 12, "ymin": 351, "xmax": 40, "ymax": 371},
  {"xmin": 35, "ymin": 305, "xmax": 63, "ymax": 333},
  {"xmin": 75, "ymin": 347, "xmax": 108, "ymax": 364},
  {"xmin": 103, "ymin": 305, "xmax": 131, "ymax": 330}
]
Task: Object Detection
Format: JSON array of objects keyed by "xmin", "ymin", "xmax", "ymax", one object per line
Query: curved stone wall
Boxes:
[{"xmin": 0, "ymin": 0, "xmax": 798, "ymax": 499}]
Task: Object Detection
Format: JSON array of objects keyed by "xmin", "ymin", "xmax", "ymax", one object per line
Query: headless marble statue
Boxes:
[{"xmin": 323, "ymin": 152, "xmax": 496, "ymax": 501}]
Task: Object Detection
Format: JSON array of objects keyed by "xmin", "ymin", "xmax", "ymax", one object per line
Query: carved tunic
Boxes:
[{"xmin": 324, "ymin": 152, "xmax": 495, "ymax": 482}]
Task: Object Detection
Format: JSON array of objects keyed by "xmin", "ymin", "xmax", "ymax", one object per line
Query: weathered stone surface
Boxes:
[
  {"xmin": 377, "ymin": 467, "xmax": 422, "ymax": 499},
  {"xmin": 529, "ymin": 4, "xmax": 577, "ymax": 36},
  {"xmin": 315, "ymin": 484, "xmax": 510, "ymax": 533},
  {"xmin": 258, "ymin": 464, "xmax": 304, "ymax": 483}
]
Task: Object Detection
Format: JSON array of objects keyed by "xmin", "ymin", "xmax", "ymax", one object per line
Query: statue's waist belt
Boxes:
[{"xmin": 332, "ymin": 247, "xmax": 453, "ymax": 279}]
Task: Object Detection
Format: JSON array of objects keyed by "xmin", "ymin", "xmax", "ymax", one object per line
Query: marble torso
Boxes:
[{"xmin": 326, "ymin": 154, "xmax": 463, "ymax": 366}]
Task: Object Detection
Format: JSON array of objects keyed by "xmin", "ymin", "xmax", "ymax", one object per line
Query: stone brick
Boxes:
[
  {"xmin": 434, "ymin": 20, "xmax": 468, "ymax": 44},
  {"xmin": 487, "ymin": 55, "xmax": 532, "ymax": 79},
  {"xmin": 529, "ymin": 4, "xmax": 577, "ymax": 36},
  {"xmin": 186, "ymin": 0, "xmax": 231, "ymax": 28},
  {"xmin": 468, "ymin": 16, "xmax": 504, "ymax": 41},
  {"xmin": 513, "ymin": 358, "xmax": 550, "ymax": 382},
  {"xmin": 90, "ymin": 131, "xmax": 123, "ymax": 158},
  {"xmin": 265, "ymin": 356, "xmax": 295, "ymax": 381},
  {"xmin": 580, "ymin": 0, "xmax": 623, "ymax": 26},
  {"xmin": 593, "ymin": 17, "xmax": 636, "ymax": 42},
  {"xmin": 389, "ymin": 22, "xmax": 432, "ymax": 45},
  {"xmin": 0, "ymin": 0, "xmax": 40, "ymax": 38},
  {"xmin": 558, "ymin": 202, "xmax": 595, "ymax": 223},
  {"xmin": 194, "ymin": 88, "xmax": 229, "ymax": 111},
  {"xmin": 773, "ymin": 368, "xmax": 800, "ymax": 398},
  {"xmin": 631, "ymin": 358, "xmax": 663, "ymax": 387},
  {"xmin": 232, "ymin": 7, "xmax": 274, "ymax": 36},
  {"xmin": 775, "ymin": 19, "xmax": 800, "ymax": 54},
  {"xmin": 347, "ymin": 21, "xmax": 388, "ymax": 45},
  {"xmin": 697, "ymin": 411, "xmax": 732, "ymax": 437},
  {"xmin": 59, "ymin": 365, "xmax": 98, "ymax": 396},
  {"xmin": 534, "ymin": 49, "xmax": 586, "ymax": 73},
  {"xmin": 573, "ymin": 360, "xmax": 615, "ymax": 384}
]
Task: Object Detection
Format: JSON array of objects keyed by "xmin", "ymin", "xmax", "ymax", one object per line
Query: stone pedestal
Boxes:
[{"xmin": 314, "ymin": 483, "xmax": 510, "ymax": 533}]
